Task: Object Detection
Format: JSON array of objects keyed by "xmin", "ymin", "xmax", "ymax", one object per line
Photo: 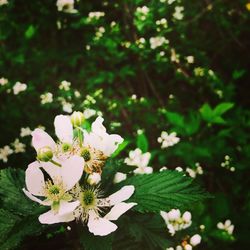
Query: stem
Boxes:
[
  {"xmin": 77, "ymin": 128, "xmax": 82, "ymax": 147},
  {"xmin": 50, "ymin": 159, "xmax": 61, "ymax": 167}
]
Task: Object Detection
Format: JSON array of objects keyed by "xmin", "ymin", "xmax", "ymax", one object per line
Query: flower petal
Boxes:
[
  {"xmin": 108, "ymin": 185, "xmax": 135, "ymax": 205},
  {"xmin": 41, "ymin": 161, "xmax": 62, "ymax": 180},
  {"xmin": 91, "ymin": 116, "xmax": 106, "ymax": 136},
  {"xmin": 25, "ymin": 161, "xmax": 45, "ymax": 196},
  {"xmin": 54, "ymin": 115, "xmax": 73, "ymax": 143},
  {"xmin": 23, "ymin": 189, "xmax": 51, "ymax": 206},
  {"xmin": 61, "ymin": 156, "xmax": 84, "ymax": 190},
  {"xmin": 31, "ymin": 128, "xmax": 56, "ymax": 151},
  {"xmin": 58, "ymin": 200, "xmax": 80, "ymax": 216},
  {"xmin": 87, "ymin": 210, "xmax": 117, "ymax": 236},
  {"xmin": 104, "ymin": 202, "xmax": 137, "ymax": 221},
  {"xmin": 38, "ymin": 210, "xmax": 75, "ymax": 224}
]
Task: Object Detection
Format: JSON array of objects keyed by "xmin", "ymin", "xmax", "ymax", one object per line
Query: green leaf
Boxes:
[
  {"xmin": 123, "ymin": 171, "xmax": 210, "ymax": 213},
  {"xmin": 0, "ymin": 168, "xmax": 47, "ymax": 249},
  {"xmin": 25, "ymin": 25, "xmax": 36, "ymax": 39},
  {"xmin": 199, "ymin": 103, "xmax": 214, "ymax": 122},
  {"xmin": 213, "ymin": 102, "xmax": 234, "ymax": 116},
  {"xmin": 136, "ymin": 132, "xmax": 149, "ymax": 152},
  {"xmin": 111, "ymin": 140, "xmax": 130, "ymax": 158},
  {"xmin": 164, "ymin": 111, "xmax": 184, "ymax": 128},
  {"xmin": 80, "ymin": 228, "xmax": 113, "ymax": 250}
]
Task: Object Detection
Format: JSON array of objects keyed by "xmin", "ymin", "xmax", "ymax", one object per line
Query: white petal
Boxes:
[
  {"xmin": 87, "ymin": 210, "xmax": 117, "ymax": 236},
  {"xmin": 31, "ymin": 129, "xmax": 56, "ymax": 151},
  {"xmin": 39, "ymin": 210, "xmax": 75, "ymax": 224},
  {"xmin": 54, "ymin": 115, "xmax": 73, "ymax": 143},
  {"xmin": 108, "ymin": 185, "xmax": 135, "ymax": 205},
  {"xmin": 25, "ymin": 161, "xmax": 45, "ymax": 196},
  {"xmin": 104, "ymin": 202, "xmax": 137, "ymax": 221},
  {"xmin": 103, "ymin": 134, "xmax": 123, "ymax": 156},
  {"xmin": 58, "ymin": 200, "xmax": 80, "ymax": 216},
  {"xmin": 91, "ymin": 116, "xmax": 106, "ymax": 136},
  {"xmin": 23, "ymin": 189, "xmax": 51, "ymax": 206},
  {"xmin": 61, "ymin": 156, "xmax": 84, "ymax": 190},
  {"xmin": 41, "ymin": 161, "xmax": 62, "ymax": 180}
]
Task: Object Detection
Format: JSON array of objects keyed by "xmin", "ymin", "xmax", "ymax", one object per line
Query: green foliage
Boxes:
[
  {"xmin": 0, "ymin": 168, "xmax": 46, "ymax": 249},
  {"xmin": 136, "ymin": 132, "xmax": 149, "ymax": 152},
  {"xmin": 123, "ymin": 170, "xmax": 210, "ymax": 213}
]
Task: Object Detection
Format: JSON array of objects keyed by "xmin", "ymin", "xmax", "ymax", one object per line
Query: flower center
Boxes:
[
  {"xmin": 49, "ymin": 185, "xmax": 60, "ymax": 195},
  {"xmin": 81, "ymin": 148, "xmax": 91, "ymax": 162},
  {"xmin": 44, "ymin": 179, "xmax": 68, "ymax": 202},
  {"xmin": 61, "ymin": 143, "xmax": 72, "ymax": 152},
  {"xmin": 80, "ymin": 189, "xmax": 96, "ymax": 208}
]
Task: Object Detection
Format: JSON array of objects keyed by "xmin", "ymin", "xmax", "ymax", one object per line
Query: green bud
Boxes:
[
  {"xmin": 37, "ymin": 146, "xmax": 53, "ymax": 162},
  {"xmin": 71, "ymin": 111, "xmax": 85, "ymax": 127}
]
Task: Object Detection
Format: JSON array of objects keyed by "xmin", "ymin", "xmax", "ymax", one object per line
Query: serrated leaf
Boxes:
[
  {"xmin": 0, "ymin": 168, "xmax": 47, "ymax": 249},
  {"xmin": 122, "ymin": 171, "xmax": 210, "ymax": 213}
]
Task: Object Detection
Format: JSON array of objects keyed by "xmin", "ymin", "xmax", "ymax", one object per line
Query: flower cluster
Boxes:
[
  {"xmin": 22, "ymin": 111, "xmax": 136, "ymax": 236},
  {"xmin": 186, "ymin": 163, "xmax": 204, "ymax": 178},
  {"xmin": 157, "ymin": 131, "xmax": 180, "ymax": 148},
  {"xmin": 161, "ymin": 209, "xmax": 192, "ymax": 235},
  {"xmin": 125, "ymin": 148, "xmax": 153, "ymax": 174},
  {"xmin": 167, "ymin": 234, "xmax": 202, "ymax": 250},
  {"xmin": 217, "ymin": 220, "xmax": 234, "ymax": 235},
  {"xmin": 56, "ymin": 0, "xmax": 77, "ymax": 13}
]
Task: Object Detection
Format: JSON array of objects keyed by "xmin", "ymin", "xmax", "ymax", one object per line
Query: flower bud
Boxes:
[
  {"xmin": 184, "ymin": 244, "xmax": 192, "ymax": 250},
  {"xmin": 168, "ymin": 209, "xmax": 181, "ymax": 221},
  {"xmin": 190, "ymin": 234, "xmax": 201, "ymax": 246},
  {"xmin": 71, "ymin": 111, "xmax": 85, "ymax": 127},
  {"xmin": 37, "ymin": 146, "xmax": 53, "ymax": 162},
  {"xmin": 182, "ymin": 211, "xmax": 192, "ymax": 223},
  {"xmin": 113, "ymin": 172, "xmax": 127, "ymax": 184},
  {"xmin": 87, "ymin": 173, "xmax": 101, "ymax": 185}
]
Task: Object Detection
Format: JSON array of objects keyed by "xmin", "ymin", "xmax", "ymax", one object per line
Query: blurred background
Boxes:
[{"xmin": 0, "ymin": 0, "xmax": 250, "ymax": 249}]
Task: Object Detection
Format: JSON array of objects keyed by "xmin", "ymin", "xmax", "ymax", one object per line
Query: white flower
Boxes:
[
  {"xmin": 87, "ymin": 11, "xmax": 105, "ymax": 21},
  {"xmin": 13, "ymin": 82, "xmax": 27, "ymax": 95},
  {"xmin": 217, "ymin": 220, "xmax": 234, "ymax": 235},
  {"xmin": 59, "ymin": 80, "xmax": 71, "ymax": 91},
  {"xmin": 62, "ymin": 102, "xmax": 73, "ymax": 113},
  {"xmin": 82, "ymin": 117, "xmax": 123, "ymax": 173},
  {"xmin": 173, "ymin": 6, "xmax": 184, "ymax": 20},
  {"xmin": 23, "ymin": 156, "xmax": 84, "ymax": 224},
  {"xmin": 12, "ymin": 139, "xmax": 26, "ymax": 153},
  {"xmin": 125, "ymin": 148, "xmax": 153, "ymax": 175},
  {"xmin": 20, "ymin": 127, "xmax": 32, "ymax": 137},
  {"xmin": 0, "ymin": 77, "xmax": 8, "ymax": 86},
  {"xmin": 136, "ymin": 6, "xmax": 149, "ymax": 15},
  {"xmin": 87, "ymin": 173, "xmax": 101, "ymax": 185},
  {"xmin": 190, "ymin": 234, "xmax": 202, "ymax": 246},
  {"xmin": 186, "ymin": 56, "xmax": 194, "ymax": 64},
  {"xmin": 157, "ymin": 131, "xmax": 180, "ymax": 148},
  {"xmin": 149, "ymin": 36, "xmax": 169, "ymax": 49},
  {"xmin": 40, "ymin": 92, "xmax": 53, "ymax": 104},
  {"xmin": 0, "ymin": 0, "xmax": 8, "ymax": 6},
  {"xmin": 56, "ymin": 0, "xmax": 77, "ymax": 13},
  {"xmin": 0, "ymin": 145, "xmax": 13, "ymax": 162},
  {"xmin": 73, "ymin": 185, "xmax": 136, "ymax": 236},
  {"xmin": 31, "ymin": 115, "xmax": 73, "ymax": 153},
  {"xmin": 83, "ymin": 108, "xmax": 96, "ymax": 119},
  {"xmin": 113, "ymin": 172, "xmax": 127, "ymax": 183},
  {"xmin": 160, "ymin": 209, "xmax": 192, "ymax": 235},
  {"xmin": 186, "ymin": 163, "xmax": 203, "ymax": 178}
]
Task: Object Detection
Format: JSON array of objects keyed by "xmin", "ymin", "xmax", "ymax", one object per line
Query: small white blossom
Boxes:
[
  {"xmin": 59, "ymin": 80, "xmax": 71, "ymax": 91},
  {"xmin": 157, "ymin": 131, "xmax": 180, "ymax": 148},
  {"xmin": 186, "ymin": 163, "xmax": 203, "ymax": 178},
  {"xmin": 173, "ymin": 6, "xmax": 184, "ymax": 20},
  {"xmin": 40, "ymin": 92, "xmax": 53, "ymax": 105},
  {"xmin": 149, "ymin": 36, "xmax": 169, "ymax": 49},
  {"xmin": 87, "ymin": 11, "xmax": 105, "ymax": 21},
  {"xmin": 0, "ymin": 77, "xmax": 8, "ymax": 86},
  {"xmin": 56, "ymin": 0, "xmax": 77, "ymax": 13},
  {"xmin": 0, "ymin": 145, "xmax": 13, "ymax": 162},
  {"xmin": 217, "ymin": 220, "xmax": 234, "ymax": 235},
  {"xmin": 13, "ymin": 82, "xmax": 27, "ymax": 95},
  {"xmin": 125, "ymin": 148, "xmax": 153, "ymax": 175},
  {"xmin": 83, "ymin": 108, "xmax": 96, "ymax": 119},
  {"xmin": 12, "ymin": 139, "xmax": 26, "ymax": 153},
  {"xmin": 113, "ymin": 172, "xmax": 127, "ymax": 183},
  {"xmin": 0, "ymin": 0, "xmax": 8, "ymax": 6},
  {"xmin": 87, "ymin": 173, "xmax": 101, "ymax": 186},
  {"xmin": 20, "ymin": 127, "xmax": 32, "ymax": 137},
  {"xmin": 160, "ymin": 209, "xmax": 192, "ymax": 235},
  {"xmin": 62, "ymin": 102, "xmax": 73, "ymax": 113}
]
